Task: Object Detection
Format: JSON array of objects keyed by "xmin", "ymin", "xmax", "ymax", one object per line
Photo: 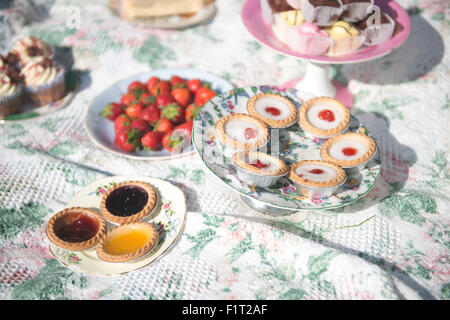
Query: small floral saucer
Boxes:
[
  {"xmin": 192, "ymin": 85, "xmax": 382, "ymax": 211},
  {"xmin": 48, "ymin": 176, "xmax": 187, "ymax": 275}
]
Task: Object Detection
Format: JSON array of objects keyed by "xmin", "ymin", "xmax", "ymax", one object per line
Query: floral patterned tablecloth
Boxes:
[{"xmin": 0, "ymin": 0, "xmax": 449, "ymax": 300}]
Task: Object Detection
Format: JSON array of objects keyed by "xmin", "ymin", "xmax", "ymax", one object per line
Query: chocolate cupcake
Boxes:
[
  {"xmin": 358, "ymin": 12, "xmax": 395, "ymax": 46},
  {"xmin": 10, "ymin": 36, "xmax": 53, "ymax": 66},
  {"xmin": 0, "ymin": 70, "xmax": 23, "ymax": 119},
  {"xmin": 301, "ymin": 0, "xmax": 343, "ymax": 27},
  {"xmin": 20, "ymin": 56, "xmax": 65, "ymax": 106},
  {"xmin": 340, "ymin": 0, "xmax": 374, "ymax": 23}
]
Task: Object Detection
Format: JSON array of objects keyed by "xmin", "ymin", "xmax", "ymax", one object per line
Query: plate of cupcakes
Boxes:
[
  {"xmin": 243, "ymin": 0, "xmax": 411, "ymax": 62},
  {"xmin": 192, "ymin": 86, "xmax": 382, "ymax": 212},
  {"xmin": 46, "ymin": 176, "xmax": 187, "ymax": 275},
  {"xmin": 0, "ymin": 36, "xmax": 77, "ymax": 122}
]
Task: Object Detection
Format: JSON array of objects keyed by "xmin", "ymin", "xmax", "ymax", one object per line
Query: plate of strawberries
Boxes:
[{"xmin": 85, "ymin": 68, "xmax": 233, "ymax": 160}]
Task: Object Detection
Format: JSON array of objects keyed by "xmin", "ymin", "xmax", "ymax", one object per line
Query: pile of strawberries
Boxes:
[{"xmin": 100, "ymin": 75, "xmax": 217, "ymax": 153}]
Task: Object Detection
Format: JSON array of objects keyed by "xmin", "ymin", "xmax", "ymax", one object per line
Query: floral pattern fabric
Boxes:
[{"xmin": 0, "ymin": 0, "xmax": 449, "ymax": 300}]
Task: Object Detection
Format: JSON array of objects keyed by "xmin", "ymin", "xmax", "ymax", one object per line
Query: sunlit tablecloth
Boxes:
[{"xmin": 0, "ymin": 0, "xmax": 448, "ymax": 300}]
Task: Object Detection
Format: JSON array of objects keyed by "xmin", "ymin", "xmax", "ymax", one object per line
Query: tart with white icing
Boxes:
[
  {"xmin": 247, "ymin": 93, "xmax": 297, "ymax": 128},
  {"xmin": 232, "ymin": 151, "xmax": 288, "ymax": 187},
  {"xmin": 215, "ymin": 113, "xmax": 269, "ymax": 150},
  {"xmin": 299, "ymin": 97, "xmax": 350, "ymax": 137},
  {"xmin": 320, "ymin": 132, "xmax": 376, "ymax": 168},
  {"xmin": 289, "ymin": 160, "xmax": 346, "ymax": 188}
]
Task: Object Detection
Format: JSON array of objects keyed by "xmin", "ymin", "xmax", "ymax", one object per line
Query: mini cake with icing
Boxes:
[
  {"xmin": 96, "ymin": 222, "xmax": 159, "ymax": 263},
  {"xmin": 320, "ymin": 132, "xmax": 376, "ymax": 174},
  {"xmin": 326, "ymin": 20, "xmax": 365, "ymax": 56},
  {"xmin": 289, "ymin": 160, "xmax": 346, "ymax": 198},
  {"xmin": 20, "ymin": 56, "xmax": 65, "ymax": 106},
  {"xmin": 46, "ymin": 207, "xmax": 107, "ymax": 251},
  {"xmin": 285, "ymin": 21, "xmax": 330, "ymax": 55},
  {"xmin": 11, "ymin": 36, "xmax": 53, "ymax": 65},
  {"xmin": 261, "ymin": 0, "xmax": 295, "ymax": 25},
  {"xmin": 273, "ymin": 9, "xmax": 305, "ymax": 43},
  {"xmin": 358, "ymin": 12, "xmax": 395, "ymax": 46},
  {"xmin": 298, "ymin": 97, "xmax": 350, "ymax": 138},
  {"xmin": 0, "ymin": 70, "xmax": 23, "ymax": 119},
  {"xmin": 100, "ymin": 181, "xmax": 158, "ymax": 225},
  {"xmin": 340, "ymin": 0, "xmax": 374, "ymax": 22},
  {"xmin": 215, "ymin": 114, "xmax": 269, "ymax": 155},
  {"xmin": 300, "ymin": 0, "xmax": 343, "ymax": 27},
  {"xmin": 246, "ymin": 93, "xmax": 297, "ymax": 128},
  {"xmin": 232, "ymin": 151, "xmax": 289, "ymax": 187}
]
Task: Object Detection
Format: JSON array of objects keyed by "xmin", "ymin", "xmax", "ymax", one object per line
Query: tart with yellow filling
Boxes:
[
  {"xmin": 96, "ymin": 222, "xmax": 159, "ymax": 263},
  {"xmin": 320, "ymin": 132, "xmax": 376, "ymax": 168},
  {"xmin": 299, "ymin": 96, "xmax": 350, "ymax": 138},
  {"xmin": 215, "ymin": 113, "xmax": 269, "ymax": 151},
  {"xmin": 247, "ymin": 93, "xmax": 297, "ymax": 128},
  {"xmin": 46, "ymin": 207, "xmax": 106, "ymax": 251},
  {"xmin": 100, "ymin": 181, "xmax": 157, "ymax": 225}
]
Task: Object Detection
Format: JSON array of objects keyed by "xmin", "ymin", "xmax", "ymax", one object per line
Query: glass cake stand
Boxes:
[{"xmin": 241, "ymin": 0, "xmax": 411, "ymax": 108}]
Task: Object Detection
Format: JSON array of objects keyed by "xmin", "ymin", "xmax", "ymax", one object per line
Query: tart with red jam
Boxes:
[
  {"xmin": 100, "ymin": 181, "xmax": 157, "ymax": 225},
  {"xmin": 232, "ymin": 151, "xmax": 288, "ymax": 187},
  {"xmin": 320, "ymin": 132, "xmax": 376, "ymax": 168},
  {"xmin": 289, "ymin": 160, "xmax": 346, "ymax": 198},
  {"xmin": 46, "ymin": 207, "xmax": 106, "ymax": 251},
  {"xmin": 299, "ymin": 97, "xmax": 350, "ymax": 138},
  {"xmin": 246, "ymin": 93, "xmax": 297, "ymax": 128},
  {"xmin": 215, "ymin": 114, "xmax": 269, "ymax": 151},
  {"xmin": 96, "ymin": 222, "xmax": 159, "ymax": 263}
]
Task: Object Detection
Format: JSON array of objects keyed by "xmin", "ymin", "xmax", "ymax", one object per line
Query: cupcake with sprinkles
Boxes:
[
  {"xmin": 10, "ymin": 36, "xmax": 53, "ymax": 66},
  {"xmin": 0, "ymin": 69, "xmax": 24, "ymax": 119},
  {"xmin": 20, "ymin": 56, "xmax": 65, "ymax": 106}
]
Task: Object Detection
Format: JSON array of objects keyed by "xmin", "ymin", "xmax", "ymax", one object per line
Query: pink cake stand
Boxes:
[{"xmin": 241, "ymin": 0, "xmax": 411, "ymax": 108}]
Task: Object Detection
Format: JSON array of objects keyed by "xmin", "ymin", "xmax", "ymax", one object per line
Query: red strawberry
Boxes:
[
  {"xmin": 160, "ymin": 103, "xmax": 185, "ymax": 124},
  {"xmin": 170, "ymin": 75, "xmax": 185, "ymax": 87},
  {"xmin": 153, "ymin": 118, "xmax": 174, "ymax": 134},
  {"xmin": 129, "ymin": 87, "xmax": 147, "ymax": 101},
  {"xmin": 114, "ymin": 114, "xmax": 131, "ymax": 133},
  {"xmin": 194, "ymin": 86, "xmax": 216, "ymax": 106},
  {"xmin": 128, "ymin": 81, "xmax": 147, "ymax": 92},
  {"xmin": 162, "ymin": 123, "xmax": 191, "ymax": 152},
  {"xmin": 185, "ymin": 103, "xmax": 201, "ymax": 122},
  {"xmin": 120, "ymin": 92, "xmax": 138, "ymax": 106},
  {"xmin": 141, "ymin": 131, "xmax": 163, "ymax": 151},
  {"xmin": 186, "ymin": 79, "xmax": 202, "ymax": 94},
  {"xmin": 115, "ymin": 127, "xmax": 142, "ymax": 152},
  {"xmin": 150, "ymin": 80, "xmax": 171, "ymax": 96},
  {"xmin": 140, "ymin": 92, "xmax": 156, "ymax": 106},
  {"xmin": 173, "ymin": 121, "xmax": 193, "ymax": 142},
  {"xmin": 156, "ymin": 92, "xmax": 175, "ymax": 107},
  {"xmin": 125, "ymin": 103, "xmax": 144, "ymax": 119},
  {"xmin": 171, "ymin": 87, "xmax": 192, "ymax": 108},
  {"xmin": 130, "ymin": 119, "xmax": 151, "ymax": 133},
  {"xmin": 139, "ymin": 104, "xmax": 161, "ymax": 124},
  {"xmin": 146, "ymin": 76, "xmax": 160, "ymax": 92},
  {"xmin": 100, "ymin": 102, "xmax": 124, "ymax": 121}
]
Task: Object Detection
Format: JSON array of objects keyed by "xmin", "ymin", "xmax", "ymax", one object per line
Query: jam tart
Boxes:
[
  {"xmin": 246, "ymin": 93, "xmax": 297, "ymax": 128},
  {"xmin": 299, "ymin": 96, "xmax": 350, "ymax": 138},
  {"xmin": 232, "ymin": 151, "xmax": 288, "ymax": 187},
  {"xmin": 100, "ymin": 181, "xmax": 157, "ymax": 225},
  {"xmin": 46, "ymin": 207, "xmax": 106, "ymax": 251},
  {"xmin": 215, "ymin": 113, "xmax": 269, "ymax": 151},
  {"xmin": 320, "ymin": 131, "xmax": 376, "ymax": 168},
  {"xmin": 96, "ymin": 222, "xmax": 159, "ymax": 263},
  {"xmin": 289, "ymin": 160, "xmax": 346, "ymax": 198}
]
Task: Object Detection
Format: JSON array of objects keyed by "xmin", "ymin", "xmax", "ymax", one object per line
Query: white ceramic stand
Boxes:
[{"xmin": 295, "ymin": 61, "xmax": 336, "ymax": 97}]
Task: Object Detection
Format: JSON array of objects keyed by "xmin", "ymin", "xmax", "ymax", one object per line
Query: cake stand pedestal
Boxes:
[{"xmin": 242, "ymin": 0, "xmax": 411, "ymax": 109}]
